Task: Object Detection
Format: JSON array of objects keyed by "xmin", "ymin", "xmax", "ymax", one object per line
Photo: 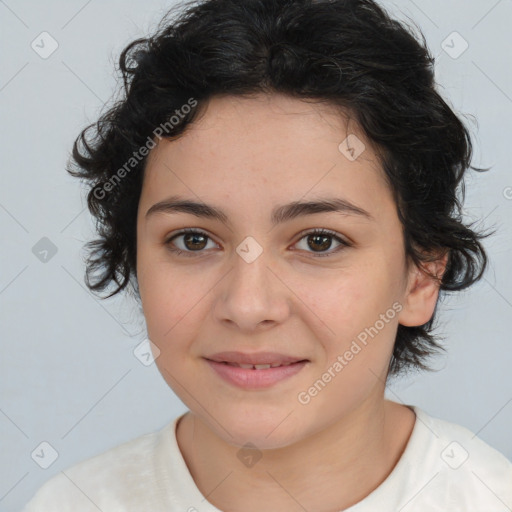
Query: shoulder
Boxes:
[
  {"xmin": 416, "ymin": 406, "xmax": 512, "ymax": 475},
  {"xmin": 408, "ymin": 406, "xmax": 512, "ymax": 510},
  {"xmin": 21, "ymin": 422, "xmax": 173, "ymax": 511}
]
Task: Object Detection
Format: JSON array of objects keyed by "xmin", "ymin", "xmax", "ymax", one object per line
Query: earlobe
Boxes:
[{"xmin": 398, "ymin": 252, "xmax": 448, "ymax": 327}]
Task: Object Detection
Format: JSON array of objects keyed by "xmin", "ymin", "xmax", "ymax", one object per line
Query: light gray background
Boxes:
[{"xmin": 1, "ymin": 0, "xmax": 511, "ymax": 510}]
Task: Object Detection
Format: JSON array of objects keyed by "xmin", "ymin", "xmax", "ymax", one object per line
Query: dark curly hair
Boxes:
[{"xmin": 67, "ymin": 0, "xmax": 491, "ymax": 378}]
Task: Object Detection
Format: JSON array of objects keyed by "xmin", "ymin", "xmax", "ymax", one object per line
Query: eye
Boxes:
[
  {"xmin": 164, "ymin": 228, "xmax": 218, "ymax": 257},
  {"xmin": 164, "ymin": 228, "xmax": 351, "ymax": 258},
  {"xmin": 293, "ymin": 228, "xmax": 351, "ymax": 257}
]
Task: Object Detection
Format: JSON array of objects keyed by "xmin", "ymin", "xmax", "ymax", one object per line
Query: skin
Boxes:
[{"xmin": 135, "ymin": 93, "xmax": 446, "ymax": 511}]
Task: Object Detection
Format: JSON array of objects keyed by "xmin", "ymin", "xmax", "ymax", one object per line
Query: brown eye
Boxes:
[
  {"xmin": 182, "ymin": 232, "xmax": 208, "ymax": 250},
  {"xmin": 165, "ymin": 229, "xmax": 217, "ymax": 256},
  {"xmin": 164, "ymin": 227, "xmax": 350, "ymax": 258},
  {"xmin": 294, "ymin": 229, "xmax": 350, "ymax": 257},
  {"xmin": 307, "ymin": 233, "xmax": 333, "ymax": 252}
]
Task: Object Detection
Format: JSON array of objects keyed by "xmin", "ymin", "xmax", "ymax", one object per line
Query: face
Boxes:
[{"xmin": 136, "ymin": 93, "xmax": 433, "ymax": 450}]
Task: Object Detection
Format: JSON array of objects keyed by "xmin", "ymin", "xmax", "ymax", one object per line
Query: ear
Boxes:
[{"xmin": 398, "ymin": 252, "xmax": 449, "ymax": 327}]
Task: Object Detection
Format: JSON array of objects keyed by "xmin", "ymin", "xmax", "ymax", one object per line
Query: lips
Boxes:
[
  {"xmin": 206, "ymin": 351, "xmax": 308, "ymax": 367},
  {"xmin": 206, "ymin": 358, "xmax": 309, "ymax": 389},
  {"xmin": 221, "ymin": 361, "xmax": 297, "ymax": 370}
]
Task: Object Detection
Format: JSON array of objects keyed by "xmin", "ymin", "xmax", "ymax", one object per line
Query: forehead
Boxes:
[{"xmin": 141, "ymin": 93, "xmax": 393, "ymax": 220}]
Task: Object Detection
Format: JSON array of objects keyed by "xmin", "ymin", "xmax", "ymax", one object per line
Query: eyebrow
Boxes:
[{"xmin": 145, "ymin": 195, "xmax": 373, "ymax": 224}]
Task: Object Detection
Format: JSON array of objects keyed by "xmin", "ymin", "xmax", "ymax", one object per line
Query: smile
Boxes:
[{"xmin": 205, "ymin": 359, "xmax": 308, "ymax": 389}]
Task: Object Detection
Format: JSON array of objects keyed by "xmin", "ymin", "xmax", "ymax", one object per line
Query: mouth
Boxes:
[
  {"xmin": 213, "ymin": 360, "xmax": 308, "ymax": 370},
  {"xmin": 205, "ymin": 358, "xmax": 309, "ymax": 389},
  {"xmin": 205, "ymin": 351, "xmax": 309, "ymax": 368}
]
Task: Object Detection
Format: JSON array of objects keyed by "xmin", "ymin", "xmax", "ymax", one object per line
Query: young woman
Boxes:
[{"xmin": 23, "ymin": 0, "xmax": 512, "ymax": 510}]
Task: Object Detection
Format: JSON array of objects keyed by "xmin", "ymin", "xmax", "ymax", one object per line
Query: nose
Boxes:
[{"xmin": 213, "ymin": 244, "xmax": 291, "ymax": 332}]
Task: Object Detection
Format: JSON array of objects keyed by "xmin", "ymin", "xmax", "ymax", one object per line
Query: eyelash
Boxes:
[{"xmin": 164, "ymin": 228, "xmax": 351, "ymax": 258}]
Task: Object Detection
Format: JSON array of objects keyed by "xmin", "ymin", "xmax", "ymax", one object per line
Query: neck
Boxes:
[{"xmin": 176, "ymin": 398, "xmax": 416, "ymax": 511}]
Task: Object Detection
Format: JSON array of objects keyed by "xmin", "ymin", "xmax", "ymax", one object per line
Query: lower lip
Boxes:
[{"xmin": 205, "ymin": 359, "xmax": 308, "ymax": 389}]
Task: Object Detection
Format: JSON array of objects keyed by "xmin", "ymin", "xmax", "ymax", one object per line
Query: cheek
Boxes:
[
  {"xmin": 137, "ymin": 248, "xmax": 201, "ymax": 341},
  {"xmin": 313, "ymin": 266, "xmax": 381, "ymax": 332},
  {"xmin": 312, "ymin": 262, "xmax": 402, "ymax": 363},
  {"xmin": 142, "ymin": 285, "xmax": 195, "ymax": 342}
]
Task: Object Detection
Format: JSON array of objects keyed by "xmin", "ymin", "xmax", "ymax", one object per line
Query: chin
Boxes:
[{"xmin": 208, "ymin": 408, "xmax": 307, "ymax": 450}]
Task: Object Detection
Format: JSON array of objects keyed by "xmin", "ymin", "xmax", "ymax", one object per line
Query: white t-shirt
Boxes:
[{"xmin": 22, "ymin": 405, "xmax": 512, "ymax": 511}]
